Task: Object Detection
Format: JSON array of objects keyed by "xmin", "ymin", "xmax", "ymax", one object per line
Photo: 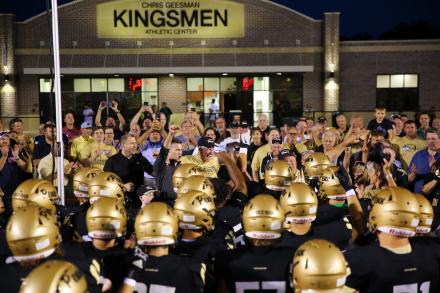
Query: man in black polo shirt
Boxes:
[
  {"xmin": 104, "ymin": 134, "xmax": 153, "ymax": 208},
  {"xmin": 32, "ymin": 123, "xmax": 68, "ymax": 168}
]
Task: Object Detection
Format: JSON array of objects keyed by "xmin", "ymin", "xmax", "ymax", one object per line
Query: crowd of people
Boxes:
[{"xmin": 0, "ymin": 101, "xmax": 440, "ymax": 292}]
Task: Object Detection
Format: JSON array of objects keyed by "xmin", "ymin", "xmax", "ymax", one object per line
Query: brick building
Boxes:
[{"xmin": 1, "ymin": 0, "xmax": 439, "ymax": 129}]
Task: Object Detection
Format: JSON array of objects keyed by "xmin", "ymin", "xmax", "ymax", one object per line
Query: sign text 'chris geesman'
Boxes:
[{"xmin": 97, "ymin": 0, "xmax": 245, "ymax": 38}]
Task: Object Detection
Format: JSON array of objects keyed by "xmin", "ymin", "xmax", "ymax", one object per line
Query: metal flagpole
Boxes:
[{"xmin": 50, "ymin": 0, "xmax": 65, "ymax": 205}]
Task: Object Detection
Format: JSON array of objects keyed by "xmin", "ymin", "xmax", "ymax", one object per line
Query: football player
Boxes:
[
  {"xmin": 0, "ymin": 205, "xmax": 102, "ymax": 292},
  {"xmin": 84, "ymin": 197, "xmax": 130, "ymax": 291},
  {"xmin": 215, "ymin": 194, "xmax": 295, "ymax": 293},
  {"xmin": 345, "ymin": 187, "xmax": 440, "ymax": 292},
  {"xmin": 120, "ymin": 202, "xmax": 205, "ymax": 293},
  {"xmin": 69, "ymin": 167, "xmax": 102, "ymax": 240},
  {"xmin": 173, "ymin": 191, "xmax": 224, "ymax": 292}
]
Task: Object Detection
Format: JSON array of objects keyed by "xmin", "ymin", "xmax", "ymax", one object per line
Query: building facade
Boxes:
[{"xmin": 1, "ymin": 0, "xmax": 439, "ymax": 129}]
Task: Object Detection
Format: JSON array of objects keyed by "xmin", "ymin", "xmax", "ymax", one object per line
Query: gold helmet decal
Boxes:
[
  {"xmin": 174, "ymin": 191, "xmax": 216, "ymax": 231},
  {"xmin": 280, "ymin": 183, "xmax": 318, "ymax": 224},
  {"xmin": 12, "ymin": 179, "xmax": 58, "ymax": 212},
  {"xmin": 88, "ymin": 172, "xmax": 125, "ymax": 203},
  {"xmin": 264, "ymin": 160, "xmax": 293, "ymax": 191},
  {"xmin": 319, "ymin": 166, "xmax": 347, "ymax": 200},
  {"xmin": 135, "ymin": 202, "xmax": 179, "ymax": 246},
  {"xmin": 73, "ymin": 167, "xmax": 102, "ymax": 198},
  {"xmin": 292, "ymin": 239, "xmax": 347, "ymax": 291},
  {"xmin": 369, "ymin": 187, "xmax": 420, "ymax": 237},
  {"xmin": 303, "ymin": 152, "xmax": 331, "ymax": 179},
  {"xmin": 243, "ymin": 194, "xmax": 285, "ymax": 239},
  {"xmin": 172, "ymin": 164, "xmax": 203, "ymax": 191},
  {"xmin": 7, "ymin": 205, "xmax": 60, "ymax": 262},
  {"xmin": 178, "ymin": 175, "xmax": 215, "ymax": 198},
  {"xmin": 414, "ymin": 193, "xmax": 434, "ymax": 234},
  {"xmin": 86, "ymin": 197, "xmax": 127, "ymax": 239},
  {"xmin": 19, "ymin": 260, "xmax": 87, "ymax": 293}
]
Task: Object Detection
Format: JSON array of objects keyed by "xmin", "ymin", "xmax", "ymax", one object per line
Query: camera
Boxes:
[{"xmin": 367, "ymin": 143, "xmax": 390, "ymax": 165}]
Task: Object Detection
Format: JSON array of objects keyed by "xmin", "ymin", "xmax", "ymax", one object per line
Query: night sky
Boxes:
[{"xmin": 1, "ymin": 0, "xmax": 439, "ymax": 38}]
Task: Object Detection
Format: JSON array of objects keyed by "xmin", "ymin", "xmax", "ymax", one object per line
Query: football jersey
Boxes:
[
  {"xmin": 215, "ymin": 245, "xmax": 295, "ymax": 293},
  {"xmin": 278, "ymin": 218, "xmax": 352, "ymax": 251},
  {"xmin": 345, "ymin": 237, "xmax": 440, "ymax": 293},
  {"xmin": 173, "ymin": 235, "xmax": 227, "ymax": 264},
  {"xmin": 211, "ymin": 203, "xmax": 246, "ymax": 249},
  {"xmin": 124, "ymin": 249, "xmax": 205, "ymax": 293},
  {"xmin": 81, "ymin": 241, "xmax": 132, "ymax": 291},
  {"xmin": 0, "ymin": 243, "xmax": 103, "ymax": 293}
]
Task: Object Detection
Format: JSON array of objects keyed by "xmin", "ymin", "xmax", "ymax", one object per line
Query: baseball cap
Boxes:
[
  {"xmin": 231, "ymin": 121, "xmax": 240, "ymax": 128},
  {"xmin": 80, "ymin": 121, "xmax": 92, "ymax": 129},
  {"xmin": 279, "ymin": 149, "xmax": 296, "ymax": 159},
  {"xmin": 198, "ymin": 137, "xmax": 215, "ymax": 148},
  {"xmin": 272, "ymin": 137, "xmax": 282, "ymax": 145},
  {"xmin": 317, "ymin": 116, "xmax": 327, "ymax": 124},
  {"xmin": 137, "ymin": 185, "xmax": 159, "ymax": 197},
  {"xmin": 240, "ymin": 121, "xmax": 249, "ymax": 128},
  {"xmin": 391, "ymin": 112, "xmax": 402, "ymax": 120}
]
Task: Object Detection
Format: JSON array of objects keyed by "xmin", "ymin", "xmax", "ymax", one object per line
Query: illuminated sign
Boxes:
[{"xmin": 97, "ymin": 0, "xmax": 245, "ymax": 38}]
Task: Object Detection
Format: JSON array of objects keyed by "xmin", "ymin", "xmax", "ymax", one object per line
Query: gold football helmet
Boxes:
[
  {"xmin": 12, "ymin": 179, "xmax": 58, "ymax": 212},
  {"xmin": 19, "ymin": 260, "xmax": 87, "ymax": 293},
  {"xmin": 178, "ymin": 175, "xmax": 215, "ymax": 198},
  {"xmin": 319, "ymin": 167, "xmax": 347, "ymax": 200},
  {"xmin": 303, "ymin": 152, "xmax": 331, "ymax": 179},
  {"xmin": 86, "ymin": 197, "xmax": 127, "ymax": 239},
  {"xmin": 414, "ymin": 193, "xmax": 434, "ymax": 234},
  {"xmin": 292, "ymin": 239, "xmax": 347, "ymax": 291},
  {"xmin": 243, "ymin": 194, "xmax": 284, "ymax": 239},
  {"xmin": 264, "ymin": 160, "xmax": 293, "ymax": 191},
  {"xmin": 172, "ymin": 164, "xmax": 203, "ymax": 191},
  {"xmin": 73, "ymin": 167, "xmax": 102, "ymax": 198},
  {"xmin": 369, "ymin": 187, "xmax": 420, "ymax": 237},
  {"xmin": 174, "ymin": 191, "xmax": 216, "ymax": 231},
  {"xmin": 135, "ymin": 202, "xmax": 179, "ymax": 246},
  {"xmin": 7, "ymin": 205, "xmax": 59, "ymax": 262},
  {"xmin": 88, "ymin": 172, "xmax": 125, "ymax": 203},
  {"xmin": 280, "ymin": 183, "xmax": 318, "ymax": 224}
]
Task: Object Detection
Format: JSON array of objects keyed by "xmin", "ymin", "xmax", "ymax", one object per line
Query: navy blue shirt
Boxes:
[{"xmin": 408, "ymin": 148, "xmax": 440, "ymax": 193}]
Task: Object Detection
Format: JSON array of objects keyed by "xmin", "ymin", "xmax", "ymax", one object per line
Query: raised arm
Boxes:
[
  {"xmin": 110, "ymin": 100, "xmax": 126, "ymax": 131},
  {"xmin": 95, "ymin": 101, "xmax": 106, "ymax": 127}
]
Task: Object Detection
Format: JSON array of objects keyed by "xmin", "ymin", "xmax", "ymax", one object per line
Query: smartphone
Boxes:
[
  {"xmin": 144, "ymin": 101, "xmax": 149, "ymax": 106},
  {"xmin": 101, "ymin": 101, "xmax": 107, "ymax": 107},
  {"xmin": 191, "ymin": 107, "xmax": 196, "ymax": 112}
]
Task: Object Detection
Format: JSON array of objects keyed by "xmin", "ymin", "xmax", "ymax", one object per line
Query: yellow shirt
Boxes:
[
  {"xmin": 251, "ymin": 144, "xmax": 272, "ymax": 180},
  {"xmin": 89, "ymin": 143, "xmax": 117, "ymax": 170},
  {"xmin": 180, "ymin": 154, "xmax": 220, "ymax": 178},
  {"xmin": 70, "ymin": 135, "xmax": 94, "ymax": 162},
  {"xmin": 392, "ymin": 136, "xmax": 426, "ymax": 169}
]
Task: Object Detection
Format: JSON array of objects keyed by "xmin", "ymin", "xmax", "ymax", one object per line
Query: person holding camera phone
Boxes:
[{"xmin": 95, "ymin": 99, "xmax": 126, "ymax": 140}]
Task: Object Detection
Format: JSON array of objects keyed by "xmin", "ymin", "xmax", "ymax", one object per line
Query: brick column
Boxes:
[
  {"xmin": 0, "ymin": 14, "xmax": 17, "ymax": 118},
  {"xmin": 323, "ymin": 12, "xmax": 340, "ymax": 114}
]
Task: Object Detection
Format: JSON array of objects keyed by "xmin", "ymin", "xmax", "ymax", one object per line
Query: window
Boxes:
[
  {"xmin": 141, "ymin": 78, "xmax": 158, "ymax": 105},
  {"xmin": 39, "ymin": 78, "xmax": 53, "ymax": 92},
  {"xmin": 108, "ymin": 78, "xmax": 125, "ymax": 92},
  {"xmin": 74, "ymin": 78, "xmax": 91, "ymax": 92},
  {"xmin": 376, "ymin": 74, "xmax": 419, "ymax": 110},
  {"xmin": 376, "ymin": 74, "xmax": 418, "ymax": 88},
  {"xmin": 91, "ymin": 78, "xmax": 107, "ymax": 92}
]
